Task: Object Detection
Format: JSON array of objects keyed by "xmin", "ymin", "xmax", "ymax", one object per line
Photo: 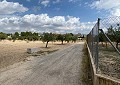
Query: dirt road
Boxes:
[{"xmin": 0, "ymin": 42, "xmax": 84, "ymax": 85}]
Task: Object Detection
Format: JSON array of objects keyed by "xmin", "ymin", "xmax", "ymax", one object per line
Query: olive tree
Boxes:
[{"xmin": 42, "ymin": 33, "xmax": 54, "ymax": 48}]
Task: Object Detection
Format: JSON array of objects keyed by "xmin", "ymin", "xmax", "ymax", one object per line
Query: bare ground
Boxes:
[
  {"xmin": 98, "ymin": 44, "xmax": 120, "ymax": 80},
  {"xmin": 0, "ymin": 40, "xmax": 73, "ymax": 69},
  {"xmin": 0, "ymin": 42, "xmax": 84, "ymax": 85},
  {"xmin": 99, "ymin": 49, "xmax": 120, "ymax": 79}
]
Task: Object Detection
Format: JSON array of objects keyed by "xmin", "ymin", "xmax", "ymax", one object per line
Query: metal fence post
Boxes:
[
  {"xmin": 96, "ymin": 18, "xmax": 100, "ymax": 73},
  {"xmin": 92, "ymin": 29, "xmax": 93, "ymax": 60}
]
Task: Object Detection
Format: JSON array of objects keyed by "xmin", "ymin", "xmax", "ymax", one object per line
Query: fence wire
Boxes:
[
  {"xmin": 87, "ymin": 17, "xmax": 120, "ymax": 79},
  {"xmin": 87, "ymin": 19, "xmax": 99, "ymax": 72}
]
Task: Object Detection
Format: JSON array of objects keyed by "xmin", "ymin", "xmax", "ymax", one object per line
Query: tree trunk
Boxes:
[
  {"xmin": 116, "ymin": 42, "xmax": 119, "ymax": 49},
  {"xmin": 105, "ymin": 41, "xmax": 108, "ymax": 48},
  {"xmin": 46, "ymin": 41, "xmax": 49, "ymax": 48},
  {"xmin": 67, "ymin": 41, "xmax": 69, "ymax": 43},
  {"xmin": 61, "ymin": 40, "xmax": 63, "ymax": 44},
  {"xmin": 101, "ymin": 42, "xmax": 104, "ymax": 47}
]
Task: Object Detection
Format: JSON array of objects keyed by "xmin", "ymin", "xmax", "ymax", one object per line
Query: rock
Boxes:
[{"xmin": 27, "ymin": 48, "xmax": 40, "ymax": 53}]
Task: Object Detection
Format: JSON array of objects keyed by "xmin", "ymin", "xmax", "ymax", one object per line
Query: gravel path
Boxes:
[{"xmin": 0, "ymin": 42, "xmax": 84, "ymax": 85}]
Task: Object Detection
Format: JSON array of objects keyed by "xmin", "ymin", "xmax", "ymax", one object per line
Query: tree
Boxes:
[
  {"xmin": 65, "ymin": 33, "xmax": 73, "ymax": 43},
  {"xmin": 32, "ymin": 32, "xmax": 40, "ymax": 41},
  {"xmin": 99, "ymin": 32, "xmax": 106, "ymax": 47},
  {"xmin": 107, "ymin": 26, "xmax": 115, "ymax": 42},
  {"xmin": 0, "ymin": 32, "xmax": 7, "ymax": 40},
  {"xmin": 20, "ymin": 32, "xmax": 27, "ymax": 40},
  {"xmin": 51, "ymin": 33, "xmax": 57, "ymax": 43},
  {"xmin": 42, "ymin": 33, "xmax": 54, "ymax": 48},
  {"xmin": 21, "ymin": 32, "xmax": 26, "ymax": 37},
  {"xmin": 26, "ymin": 31, "xmax": 32, "ymax": 37},
  {"xmin": 11, "ymin": 32, "xmax": 20, "ymax": 41},
  {"xmin": 20, "ymin": 31, "xmax": 40, "ymax": 41},
  {"xmin": 7, "ymin": 33, "xmax": 12, "ymax": 40},
  {"xmin": 71, "ymin": 35, "xmax": 78, "ymax": 43},
  {"xmin": 14, "ymin": 32, "xmax": 19, "ymax": 37},
  {"xmin": 114, "ymin": 27, "xmax": 120, "ymax": 49},
  {"xmin": 107, "ymin": 25, "xmax": 120, "ymax": 49},
  {"xmin": 56, "ymin": 34, "xmax": 65, "ymax": 44}
]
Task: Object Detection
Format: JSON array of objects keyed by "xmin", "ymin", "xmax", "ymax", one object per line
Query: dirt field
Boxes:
[
  {"xmin": 0, "ymin": 40, "xmax": 74, "ymax": 69},
  {"xmin": 99, "ymin": 45, "xmax": 120, "ymax": 80},
  {"xmin": 0, "ymin": 42, "xmax": 84, "ymax": 85}
]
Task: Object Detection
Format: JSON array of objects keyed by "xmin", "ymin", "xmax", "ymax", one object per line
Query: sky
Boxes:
[{"xmin": 0, "ymin": 0, "xmax": 120, "ymax": 34}]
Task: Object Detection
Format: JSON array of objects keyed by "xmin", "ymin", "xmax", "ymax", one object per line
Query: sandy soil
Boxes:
[
  {"xmin": 0, "ymin": 42, "xmax": 84, "ymax": 85},
  {"xmin": 0, "ymin": 40, "xmax": 74, "ymax": 69}
]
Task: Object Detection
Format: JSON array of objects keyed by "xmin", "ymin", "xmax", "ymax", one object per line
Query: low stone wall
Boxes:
[{"xmin": 87, "ymin": 44, "xmax": 120, "ymax": 85}]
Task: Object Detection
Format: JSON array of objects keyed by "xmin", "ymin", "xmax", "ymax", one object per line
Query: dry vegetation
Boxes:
[
  {"xmin": 99, "ymin": 44, "xmax": 120, "ymax": 80},
  {"xmin": 81, "ymin": 43, "xmax": 92, "ymax": 85},
  {"xmin": 0, "ymin": 40, "xmax": 74, "ymax": 69}
]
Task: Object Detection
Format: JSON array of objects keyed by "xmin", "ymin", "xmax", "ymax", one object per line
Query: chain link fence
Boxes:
[
  {"xmin": 87, "ymin": 17, "xmax": 120, "ymax": 79},
  {"xmin": 87, "ymin": 20, "xmax": 99, "ymax": 72}
]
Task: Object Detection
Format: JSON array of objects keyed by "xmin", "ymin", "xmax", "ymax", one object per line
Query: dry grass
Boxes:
[
  {"xmin": 81, "ymin": 43, "xmax": 92, "ymax": 85},
  {"xmin": 0, "ymin": 40, "xmax": 73, "ymax": 69},
  {"xmin": 99, "ymin": 44, "xmax": 120, "ymax": 80}
]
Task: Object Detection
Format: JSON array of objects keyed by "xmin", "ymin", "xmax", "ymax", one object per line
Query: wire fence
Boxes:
[
  {"xmin": 87, "ymin": 17, "xmax": 120, "ymax": 79},
  {"xmin": 87, "ymin": 19, "xmax": 99, "ymax": 72}
]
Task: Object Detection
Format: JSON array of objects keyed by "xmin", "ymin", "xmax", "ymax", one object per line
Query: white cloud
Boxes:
[
  {"xmin": 0, "ymin": 14, "xmax": 94, "ymax": 34},
  {"xmin": 53, "ymin": 0, "xmax": 60, "ymax": 4},
  {"xmin": 41, "ymin": 0, "xmax": 50, "ymax": 7},
  {"xmin": 66, "ymin": 16, "xmax": 80, "ymax": 27},
  {"xmin": 0, "ymin": 0, "xmax": 28, "ymax": 14},
  {"xmin": 90, "ymin": 0, "xmax": 120, "ymax": 16},
  {"xmin": 40, "ymin": 0, "xmax": 60, "ymax": 7},
  {"xmin": 91, "ymin": 0, "xmax": 120, "ymax": 10},
  {"xmin": 111, "ymin": 8, "xmax": 120, "ymax": 16},
  {"xmin": 81, "ymin": 22, "xmax": 96, "ymax": 29}
]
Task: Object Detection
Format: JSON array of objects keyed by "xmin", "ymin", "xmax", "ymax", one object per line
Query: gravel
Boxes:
[{"xmin": 0, "ymin": 42, "xmax": 84, "ymax": 85}]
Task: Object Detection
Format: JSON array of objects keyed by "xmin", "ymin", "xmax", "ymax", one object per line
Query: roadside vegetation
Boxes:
[
  {"xmin": 99, "ymin": 25, "xmax": 120, "ymax": 49},
  {"xmin": 98, "ymin": 25, "xmax": 120, "ymax": 79},
  {"xmin": 81, "ymin": 43, "xmax": 92, "ymax": 85},
  {"xmin": 0, "ymin": 31, "xmax": 85, "ymax": 48}
]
